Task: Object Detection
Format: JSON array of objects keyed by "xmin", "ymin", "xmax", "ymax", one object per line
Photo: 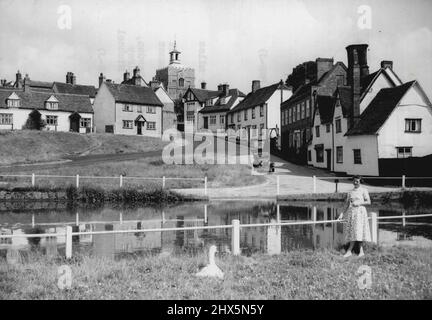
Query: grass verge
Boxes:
[{"xmin": 1, "ymin": 246, "xmax": 431, "ymax": 299}]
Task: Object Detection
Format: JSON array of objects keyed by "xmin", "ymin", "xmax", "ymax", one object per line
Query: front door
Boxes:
[
  {"xmin": 137, "ymin": 122, "xmax": 143, "ymax": 135},
  {"xmin": 203, "ymin": 117, "xmax": 208, "ymax": 129},
  {"xmin": 326, "ymin": 149, "xmax": 332, "ymax": 171},
  {"xmin": 69, "ymin": 113, "xmax": 81, "ymax": 133}
]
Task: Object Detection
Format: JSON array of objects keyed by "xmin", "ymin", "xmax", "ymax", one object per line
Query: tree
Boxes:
[{"xmin": 23, "ymin": 109, "xmax": 46, "ymax": 130}]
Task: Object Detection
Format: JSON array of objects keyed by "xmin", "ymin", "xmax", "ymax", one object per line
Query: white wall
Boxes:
[
  {"xmin": 93, "ymin": 83, "xmax": 115, "ymax": 133},
  {"xmin": 345, "ymin": 135, "xmax": 379, "ymax": 176},
  {"xmin": 360, "ymin": 71, "xmax": 395, "ymax": 114},
  {"xmin": 115, "ymin": 102, "xmax": 162, "ymax": 137}
]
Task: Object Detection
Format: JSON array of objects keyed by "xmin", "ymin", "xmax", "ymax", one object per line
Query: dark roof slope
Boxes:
[
  {"xmin": 105, "ymin": 83, "xmax": 163, "ymax": 106},
  {"xmin": 346, "ymin": 81, "xmax": 415, "ymax": 136},
  {"xmin": 189, "ymin": 88, "xmax": 221, "ymax": 103},
  {"xmin": 0, "ymin": 88, "xmax": 93, "ymax": 113},
  {"xmin": 316, "ymin": 95, "xmax": 336, "ymax": 124},
  {"xmin": 335, "ymin": 86, "xmax": 352, "ymax": 117},
  {"xmin": 199, "ymin": 89, "xmax": 245, "ymax": 114},
  {"xmin": 53, "ymin": 82, "xmax": 96, "ymax": 98},
  {"xmin": 229, "ymin": 82, "xmax": 289, "ymax": 113},
  {"xmin": 282, "ymin": 81, "xmax": 315, "ymax": 106}
]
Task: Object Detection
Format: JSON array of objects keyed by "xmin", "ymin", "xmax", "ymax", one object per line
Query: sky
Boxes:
[{"xmin": 0, "ymin": 0, "xmax": 431, "ymax": 95}]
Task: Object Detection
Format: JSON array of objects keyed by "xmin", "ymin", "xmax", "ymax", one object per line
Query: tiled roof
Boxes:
[
  {"xmin": 104, "ymin": 83, "xmax": 163, "ymax": 106},
  {"xmin": 229, "ymin": 82, "xmax": 288, "ymax": 113},
  {"xmin": 121, "ymin": 76, "xmax": 149, "ymax": 87},
  {"xmin": 0, "ymin": 88, "xmax": 93, "ymax": 113},
  {"xmin": 189, "ymin": 88, "xmax": 221, "ymax": 103},
  {"xmin": 53, "ymin": 82, "xmax": 96, "ymax": 98},
  {"xmin": 282, "ymin": 82, "xmax": 315, "ymax": 106},
  {"xmin": 345, "ymin": 81, "xmax": 415, "ymax": 136},
  {"xmin": 200, "ymin": 89, "xmax": 246, "ymax": 114},
  {"xmin": 360, "ymin": 70, "xmax": 380, "ymax": 93},
  {"xmin": 315, "ymin": 95, "xmax": 336, "ymax": 124},
  {"xmin": 335, "ymin": 86, "xmax": 352, "ymax": 117}
]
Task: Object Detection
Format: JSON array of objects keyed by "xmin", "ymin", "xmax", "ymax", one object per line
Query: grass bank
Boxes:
[
  {"xmin": 0, "ymin": 246, "xmax": 431, "ymax": 299},
  {"xmin": 0, "ymin": 131, "xmax": 166, "ymax": 165}
]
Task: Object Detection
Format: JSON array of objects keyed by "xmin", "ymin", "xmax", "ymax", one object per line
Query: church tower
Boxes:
[{"xmin": 154, "ymin": 41, "xmax": 195, "ymax": 101}]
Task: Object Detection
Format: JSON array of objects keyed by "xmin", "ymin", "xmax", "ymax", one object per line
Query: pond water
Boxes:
[{"xmin": 1, "ymin": 201, "xmax": 432, "ymax": 259}]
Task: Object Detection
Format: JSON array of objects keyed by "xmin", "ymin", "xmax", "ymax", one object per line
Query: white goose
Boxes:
[{"xmin": 195, "ymin": 245, "xmax": 224, "ymax": 279}]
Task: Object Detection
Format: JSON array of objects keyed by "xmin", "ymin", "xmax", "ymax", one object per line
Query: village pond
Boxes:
[{"xmin": 1, "ymin": 201, "xmax": 432, "ymax": 259}]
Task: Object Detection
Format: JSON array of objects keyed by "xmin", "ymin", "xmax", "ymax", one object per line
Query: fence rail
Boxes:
[{"xmin": 2, "ymin": 212, "xmax": 431, "ymax": 258}]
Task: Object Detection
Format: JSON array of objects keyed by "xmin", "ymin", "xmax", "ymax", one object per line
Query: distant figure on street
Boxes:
[{"xmin": 338, "ymin": 175, "xmax": 371, "ymax": 257}]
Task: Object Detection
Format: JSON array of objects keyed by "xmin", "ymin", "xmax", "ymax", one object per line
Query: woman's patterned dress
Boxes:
[{"xmin": 343, "ymin": 187, "xmax": 371, "ymax": 242}]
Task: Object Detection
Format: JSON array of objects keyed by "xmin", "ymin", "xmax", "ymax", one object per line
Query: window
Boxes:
[
  {"xmin": 0, "ymin": 113, "xmax": 13, "ymax": 125},
  {"xmin": 46, "ymin": 115, "xmax": 58, "ymax": 126},
  {"xmin": 326, "ymin": 124, "xmax": 331, "ymax": 133},
  {"xmin": 282, "ymin": 110, "xmax": 286, "ymax": 125},
  {"xmin": 7, "ymin": 99, "xmax": 20, "ymax": 108},
  {"xmin": 305, "ymin": 100, "xmax": 310, "ymax": 118},
  {"xmin": 301, "ymin": 102, "xmax": 305, "ymax": 119},
  {"xmin": 260, "ymin": 123, "xmax": 265, "ymax": 136},
  {"xmin": 397, "ymin": 147, "xmax": 412, "ymax": 158},
  {"xmin": 260, "ymin": 105, "xmax": 264, "ymax": 117},
  {"xmin": 252, "ymin": 107, "xmax": 256, "ymax": 119},
  {"xmin": 137, "ymin": 106, "xmax": 142, "ymax": 113},
  {"xmin": 336, "ymin": 146, "xmax": 343, "ymax": 163},
  {"xmin": 209, "ymin": 115, "xmax": 217, "ymax": 125},
  {"xmin": 220, "ymin": 115, "xmax": 225, "ymax": 124},
  {"xmin": 179, "ymin": 78, "xmax": 185, "ymax": 87},
  {"xmin": 315, "ymin": 125, "xmax": 320, "ymax": 138},
  {"xmin": 123, "ymin": 104, "xmax": 132, "ymax": 112},
  {"xmin": 288, "ymin": 108, "xmax": 292, "ymax": 124},
  {"xmin": 353, "ymin": 149, "xmax": 362, "ymax": 164},
  {"xmin": 147, "ymin": 121, "xmax": 156, "ymax": 130},
  {"xmin": 244, "ymin": 110, "xmax": 248, "ymax": 121},
  {"xmin": 80, "ymin": 118, "xmax": 91, "ymax": 128},
  {"xmin": 147, "ymin": 106, "xmax": 156, "ymax": 114},
  {"xmin": 405, "ymin": 119, "xmax": 421, "ymax": 133},
  {"xmin": 45, "ymin": 102, "xmax": 58, "ymax": 110},
  {"xmin": 186, "ymin": 111, "xmax": 195, "ymax": 122},
  {"xmin": 296, "ymin": 104, "xmax": 300, "ymax": 121},
  {"xmin": 292, "ymin": 106, "xmax": 296, "ymax": 123},
  {"xmin": 336, "ymin": 75, "xmax": 345, "ymax": 86},
  {"xmin": 335, "ymin": 119, "xmax": 342, "ymax": 133},
  {"xmin": 123, "ymin": 120, "xmax": 133, "ymax": 129},
  {"xmin": 237, "ymin": 112, "xmax": 241, "ymax": 122}
]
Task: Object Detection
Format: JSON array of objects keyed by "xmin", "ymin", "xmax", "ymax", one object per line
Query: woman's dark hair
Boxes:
[{"xmin": 352, "ymin": 175, "xmax": 362, "ymax": 182}]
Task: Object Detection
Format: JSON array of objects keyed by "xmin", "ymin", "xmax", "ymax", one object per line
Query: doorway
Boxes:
[
  {"xmin": 203, "ymin": 117, "xmax": 208, "ymax": 129},
  {"xmin": 325, "ymin": 149, "xmax": 332, "ymax": 171},
  {"xmin": 69, "ymin": 112, "xmax": 81, "ymax": 133},
  {"xmin": 137, "ymin": 122, "xmax": 143, "ymax": 135}
]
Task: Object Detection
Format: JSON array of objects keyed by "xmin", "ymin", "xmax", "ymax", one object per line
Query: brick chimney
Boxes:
[
  {"xmin": 217, "ymin": 84, "xmax": 223, "ymax": 92},
  {"xmin": 133, "ymin": 66, "xmax": 141, "ymax": 85},
  {"xmin": 123, "ymin": 70, "xmax": 130, "ymax": 82},
  {"xmin": 346, "ymin": 44, "xmax": 369, "ymax": 81},
  {"xmin": 381, "ymin": 60, "xmax": 393, "ymax": 70},
  {"xmin": 23, "ymin": 74, "xmax": 30, "ymax": 92},
  {"xmin": 16, "ymin": 70, "xmax": 22, "ymax": 88},
  {"xmin": 98, "ymin": 73, "xmax": 106, "ymax": 88},
  {"xmin": 149, "ymin": 80, "xmax": 160, "ymax": 90},
  {"xmin": 316, "ymin": 58, "xmax": 334, "ymax": 80},
  {"xmin": 346, "ymin": 46, "xmax": 362, "ymax": 127},
  {"xmin": 201, "ymin": 82, "xmax": 207, "ymax": 89},
  {"xmin": 252, "ymin": 80, "xmax": 260, "ymax": 93},
  {"xmin": 222, "ymin": 84, "xmax": 229, "ymax": 97}
]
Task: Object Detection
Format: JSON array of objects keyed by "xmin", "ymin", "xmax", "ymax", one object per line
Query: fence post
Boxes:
[
  {"xmin": 120, "ymin": 175, "xmax": 123, "ymax": 188},
  {"xmin": 402, "ymin": 175, "xmax": 406, "ymax": 189},
  {"xmin": 119, "ymin": 212, "xmax": 123, "ymax": 225},
  {"xmin": 312, "ymin": 206, "xmax": 317, "ymax": 222},
  {"xmin": 276, "ymin": 175, "xmax": 280, "ymax": 196},
  {"xmin": 204, "ymin": 204, "xmax": 208, "ymax": 224},
  {"xmin": 76, "ymin": 174, "xmax": 80, "ymax": 189},
  {"xmin": 65, "ymin": 226, "xmax": 72, "ymax": 259},
  {"xmin": 313, "ymin": 175, "xmax": 317, "ymax": 193},
  {"xmin": 75, "ymin": 212, "xmax": 79, "ymax": 226},
  {"xmin": 204, "ymin": 176, "xmax": 208, "ymax": 196},
  {"xmin": 162, "ymin": 176, "xmax": 166, "ymax": 189},
  {"xmin": 31, "ymin": 214, "xmax": 35, "ymax": 228},
  {"xmin": 369, "ymin": 212, "xmax": 378, "ymax": 244},
  {"xmin": 31, "ymin": 173, "xmax": 35, "ymax": 187},
  {"xmin": 231, "ymin": 219, "xmax": 241, "ymax": 256}
]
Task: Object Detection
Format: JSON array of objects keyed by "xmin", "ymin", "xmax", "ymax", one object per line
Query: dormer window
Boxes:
[
  {"xmin": 45, "ymin": 95, "xmax": 59, "ymax": 110},
  {"xmin": 6, "ymin": 92, "xmax": 20, "ymax": 108},
  {"xmin": 206, "ymin": 99, "xmax": 213, "ymax": 107}
]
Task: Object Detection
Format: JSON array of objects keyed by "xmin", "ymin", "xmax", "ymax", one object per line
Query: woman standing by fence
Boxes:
[{"xmin": 338, "ymin": 176, "xmax": 372, "ymax": 257}]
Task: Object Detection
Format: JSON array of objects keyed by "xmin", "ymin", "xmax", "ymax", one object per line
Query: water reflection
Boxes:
[{"xmin": 1, "ymin": 202, "xmax": 432, "ymax": 259}]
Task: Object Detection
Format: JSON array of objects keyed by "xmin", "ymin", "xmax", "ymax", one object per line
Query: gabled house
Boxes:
[
  {"xmin": 53, "ymin": 72, "xmax": 96, "ymax": 104},
  {"xmin": 227, "ymin": 80, "xmax": 292, "ymax": 143},
  {"xmin": 182, "ymin": 82, "xmax": 221, "ymax": 132},
  {"xmin": 198, "ymin": 85, "xmax": 245, "ymax": 132},
  {"xmin": 93, "ymin": 82, "xmax": 164, "ymax": 137},
  {"xmin": 0, "ymin": 76, "xmax": 94, "ymax": 133},
  {"xmin": 307, "ymin": 44, "xmax": 432, "ymax": 176}
]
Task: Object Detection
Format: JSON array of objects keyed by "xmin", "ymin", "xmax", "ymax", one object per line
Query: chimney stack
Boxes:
[
  {"xmin": 346, "ymin": 46, "xmax": 362, "ymax": 127},
  {"xmin": 316, "ymin": 58, "xmax": 334, "ymax": 80},
  {"xmin": 23, "ymin": 74, "xmax": 30, "ymax": 92},
  {"xmin": 252, "ymin": 80, "xmax": 260, "ymax": 93},
  {"xmin": 133, "ymin": 66, "xmax": 140, "ymax": 78},
  {"xmin": 201, "ymin": 82, "xmax": 207, "ymax": 90},
  {"xmin": 346, "ymin": 44, "xmax": 369, "ymax": 82},
  {"xmin": 222, "ymin": 84, "xmax": 229, "ymax": 97},
  {"xmin": 123, "ymin": 70, "xmax": 130, "ymax": 82},
  {"xmin": 98, "ymin": 73, "xmax": 106, "ymax": 88},
  {"xmin": 1, "ymin": 79, "xmax": 5, "ymax": 86},
  {"xmin": 381, "ymin": 60, "xmax": 393, "ymax": 70},
  {"xmin": 217, "ymin": 84, "xmax": 223, "ymax": 92},
  {"xmin": 16, "ymin": 70, "xmax": 22, "ymax": 88},
  {"xmin": 149, "ymin": 80, "xmax": 160, "ymax": 90}
]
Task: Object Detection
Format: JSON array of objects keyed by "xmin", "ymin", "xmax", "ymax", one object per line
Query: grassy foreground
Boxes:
[{"xmin": 1, "ymin": 246, "xmax": 431, "ymax": 299}]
